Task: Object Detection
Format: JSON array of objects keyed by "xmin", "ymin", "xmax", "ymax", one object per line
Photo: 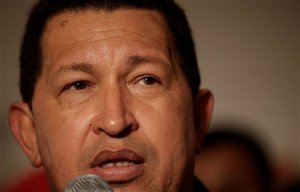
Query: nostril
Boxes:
[
  {"xmin": 114, "ymin": 124, "xmax": 136, "ymax": 138},
  {"xmin": 90, "ymin": 123, "xmax": 101, "ymax": 135},
  {"xmin": 91, "ymin": 123, "xmax": 137, "ymax": 138}
]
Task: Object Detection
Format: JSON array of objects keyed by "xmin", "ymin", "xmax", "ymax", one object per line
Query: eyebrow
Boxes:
[
  {"xmin": 54, "ymin": 55, "xmax": 170, "ymax": 77},
  {"xmin": 56, "ymin": 62, "xmax": 95, "ymax": 74},
  {"xmin": 128, "ymin": 55, "xmax": 171, "ymax": 68}
]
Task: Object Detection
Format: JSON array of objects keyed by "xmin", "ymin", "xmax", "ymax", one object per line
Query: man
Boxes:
[{"xmin": 8, "ymin": 0, "xmax": 213, "ymax": 191}]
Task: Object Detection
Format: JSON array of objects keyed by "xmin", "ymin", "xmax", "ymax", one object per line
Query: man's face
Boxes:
[{"xmin": 30, "ymin": 9, "xmax": 198, "ymax": 191}]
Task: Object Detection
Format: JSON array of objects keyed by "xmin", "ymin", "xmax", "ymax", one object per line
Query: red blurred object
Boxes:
[{"xmin": 4, "ymin": 169, "xmax": 50, "ymax": 192}]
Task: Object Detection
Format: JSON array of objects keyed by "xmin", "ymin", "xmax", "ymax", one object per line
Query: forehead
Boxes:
[{"xmin": 42, "ymin": 8, "xmax": 171, "ymax": 52}]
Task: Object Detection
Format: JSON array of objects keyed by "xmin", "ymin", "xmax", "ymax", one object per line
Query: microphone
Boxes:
[{"xmin": 64, "ymin": 174, "xmax": 113, "ymax": 192}]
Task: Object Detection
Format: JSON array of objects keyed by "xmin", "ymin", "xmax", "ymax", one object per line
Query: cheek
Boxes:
[
  {"xmin": 33, "ymin": 101, "xmax": 93, "ymax": 188},
  {"xmin": 137, "ymin": 92, "xmax": 196, "ymax": 172},
  {"xmin": 34, "ymin": 102, "xmax": 93, "ymax": 158}
]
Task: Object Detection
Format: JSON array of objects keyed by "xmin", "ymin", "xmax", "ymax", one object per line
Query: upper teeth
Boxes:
[{"xmin": 101, "ymin": 161, "xmax": 134, "ymax": 168}]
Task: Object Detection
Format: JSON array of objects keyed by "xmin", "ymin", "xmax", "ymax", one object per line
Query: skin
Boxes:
[
  {"xmin": 195, "ymin": 144, "xmax": 263, "ymax": 192},
  {"xmin": 9, "ymin": 9, "xmax": 213, "ymax": 192}
]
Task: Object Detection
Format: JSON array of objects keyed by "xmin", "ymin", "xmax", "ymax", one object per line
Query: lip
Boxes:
[{"xmin": 90, "ymin": 149, "xmax": 144, "ymax": 183}]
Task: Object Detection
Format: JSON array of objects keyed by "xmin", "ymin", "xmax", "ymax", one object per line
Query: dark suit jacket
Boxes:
[{"xmin": 194, "ymin": 177, "xmax": 209, "ymax": 192}]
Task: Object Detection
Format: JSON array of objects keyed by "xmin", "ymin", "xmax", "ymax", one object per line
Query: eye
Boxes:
[
  {"xmin": 63, "ymin": 81, "xmax": 89, "ymax": 92},
  {"xmin": 138, "ymin": 76, "xmax": 160, "ymax": 85}
]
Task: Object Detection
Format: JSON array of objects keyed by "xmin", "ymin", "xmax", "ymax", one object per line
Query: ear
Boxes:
[
  {"xmin": 9, "ymin": 102, "xmax": 42, "ymax": 167},
  {"xmin": 193, "ymin": 89, "xmax": 214, "ymax": 153}
]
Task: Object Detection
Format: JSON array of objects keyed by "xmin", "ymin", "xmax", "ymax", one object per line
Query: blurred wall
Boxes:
[
  {"xmin": 0, "ymin": 0, "xmax": 299, "ymax": 186},
  {"xmin": 177, "ymin": 0, "xmax": 299, "ymax": 170}
]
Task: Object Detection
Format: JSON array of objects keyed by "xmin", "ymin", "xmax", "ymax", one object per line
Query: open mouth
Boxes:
[
  {"xmin": 101, "ymin": 160, "xmax": 139, "ymax": 168},
  {"xmin": 91, "ymin": 149, "xmax": 144, "ymax": 182}
]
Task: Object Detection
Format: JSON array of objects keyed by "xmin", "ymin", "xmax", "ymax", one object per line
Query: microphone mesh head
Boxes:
[{"xmin": 64, "ymin": 174, "xmax": 112, "ymax": 192}]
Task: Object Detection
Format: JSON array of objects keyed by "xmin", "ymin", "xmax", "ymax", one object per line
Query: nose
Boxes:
[{"xmin": 91, "ymin": 84, "xmax": 138, "ymax": 137}]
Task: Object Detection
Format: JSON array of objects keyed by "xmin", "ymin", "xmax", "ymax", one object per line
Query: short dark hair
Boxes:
[{"xmin": 20, "ymin": 0, "xmax": 200, "ymax": 106}]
